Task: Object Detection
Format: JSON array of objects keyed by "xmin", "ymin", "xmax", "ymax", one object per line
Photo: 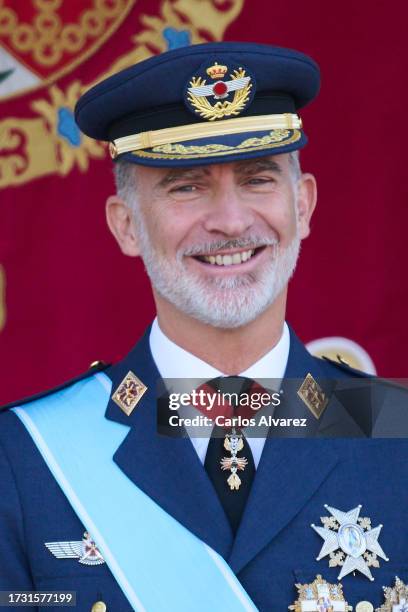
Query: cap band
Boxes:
[{"xmin": 109, "ymin": 113, "xmax": 302, "ymax": 158}]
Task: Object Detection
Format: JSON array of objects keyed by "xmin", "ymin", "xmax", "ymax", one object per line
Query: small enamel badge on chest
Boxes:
[
  {"xmin": 377, "ymin": 577, "xmax": 408, "ymax": 612},
  {"xmin": 289, "ymin": 574, "xmax": 352, "ymax": 611},
  {"xmin": 111, "ymin": 370, "xmax": 147, "ymax": 416},
  {"xmin": 184, "ymin": 60, "xmax": 255, "ymax": 121},
  {"xmin": 311, "ymin": 504, "xmax": 389, "ymax": 581},
  {"xmin": 45, "ymin": 531, "xmax": 105, "ymax": 565}
]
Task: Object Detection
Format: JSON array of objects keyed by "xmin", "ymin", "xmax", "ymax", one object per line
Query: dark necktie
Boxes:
[{"xmin": 204, "ymin": 376, "xmax": 256, "ymax": 534}]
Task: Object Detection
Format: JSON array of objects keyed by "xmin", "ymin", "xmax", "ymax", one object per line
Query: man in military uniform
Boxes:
[{"xmin": 1, "ymin": 42, "xmax": 407, "ymax": 611}]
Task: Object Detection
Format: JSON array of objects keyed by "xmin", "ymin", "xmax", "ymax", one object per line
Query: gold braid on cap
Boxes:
[{"xmin": 109, "ymin": 113, "xmax": 302, "ymax": 158}]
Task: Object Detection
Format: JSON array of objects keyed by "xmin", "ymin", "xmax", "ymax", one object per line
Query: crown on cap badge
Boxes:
[
  {"xmin": 185, "ymin": 60, "xmax": 255, "ymax": 121},
  {"xmin": 206, "ymin": 62, "xmax": 228, "ymax": 79}
]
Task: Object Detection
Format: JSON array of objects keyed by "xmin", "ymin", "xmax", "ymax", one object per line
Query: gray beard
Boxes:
[{"xmin": 136, "ymin": 223, "xmax": 301, "ymax": 329}]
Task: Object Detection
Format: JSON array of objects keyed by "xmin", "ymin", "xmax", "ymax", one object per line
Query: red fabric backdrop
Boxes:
[{"xmin": 1, "ymin": 0, "xmax": 407, "ymax": 404}]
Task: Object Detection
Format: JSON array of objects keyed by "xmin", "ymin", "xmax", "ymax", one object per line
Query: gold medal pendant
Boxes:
[{"xmin": 220, "ymin": 429, "xmax": 248, "ymax": 491}]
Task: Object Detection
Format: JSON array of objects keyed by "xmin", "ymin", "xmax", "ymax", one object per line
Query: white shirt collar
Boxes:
[
  {"xmin": 149, "ymin": 318, "xmax": 290, "ymax": 469},
  {"xmin": 149, "ymin": 317, "xmax": 290, "ymax": 383}
]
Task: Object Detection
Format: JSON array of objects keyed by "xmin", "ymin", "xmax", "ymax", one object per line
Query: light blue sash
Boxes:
[{"xmin": 13, "ymin": 373, "xmax": 257, "ymax": 612}]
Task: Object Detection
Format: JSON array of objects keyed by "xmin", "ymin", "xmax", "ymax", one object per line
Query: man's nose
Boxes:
[{"xmin": 202, "ymin": 186, "xmax": 255, "ymax": 237}]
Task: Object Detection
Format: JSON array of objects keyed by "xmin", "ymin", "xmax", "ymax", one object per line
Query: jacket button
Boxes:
[{"xmin": 91, "ymin": 602, "xmax": 107, "ymax": 612}]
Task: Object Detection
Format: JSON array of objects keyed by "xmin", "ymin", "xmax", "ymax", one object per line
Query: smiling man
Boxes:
[
  {"xmin": 107, "ymin": 153, "xmax": 315, "ymax": 373},
  {"xmin": 1, "ymin": 42, "xmax": 408, "ymax": 612}
]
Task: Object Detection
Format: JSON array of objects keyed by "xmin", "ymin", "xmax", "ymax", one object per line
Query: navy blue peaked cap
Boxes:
[{"xmin": 75, "ymin": 41, "xmax": 320, "ymax": 167}]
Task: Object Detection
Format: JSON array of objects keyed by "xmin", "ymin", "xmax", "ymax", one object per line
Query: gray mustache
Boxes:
[{"xmin": 183, "ymin": 236, "xmax": 278, "ymax": 257}]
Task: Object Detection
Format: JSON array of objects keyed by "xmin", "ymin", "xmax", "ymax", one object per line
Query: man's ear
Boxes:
[
  {"xmin": 105, "ymin": 195, "xmax": 141, "ymax": 257},
  {"xmin": 296, "ymin": 172, "xmax": 317, "ymax": 239}
]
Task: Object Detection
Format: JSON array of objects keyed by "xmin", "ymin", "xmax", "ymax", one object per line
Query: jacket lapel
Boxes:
[
  {"xmin": 104, "ymin": 328, "xmax": 233, "ymax": 560},
  {"xmin": 228, "ymin": 327, "xmax": 341, "ymax": 573},
  {"xmin": 103, "ymin": 325, "xmax": 367, "ymax": 574}
]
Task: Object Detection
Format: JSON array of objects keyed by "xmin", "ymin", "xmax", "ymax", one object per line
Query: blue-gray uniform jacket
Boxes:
[{"xmin": 0, "ymin": 325, "xmax": 407, "ymax": 611}]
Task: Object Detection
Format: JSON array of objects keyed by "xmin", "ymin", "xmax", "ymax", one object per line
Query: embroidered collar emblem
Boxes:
[{"xmin": 111, "ymin": 370, "xmax": 148, "ymax": 416}]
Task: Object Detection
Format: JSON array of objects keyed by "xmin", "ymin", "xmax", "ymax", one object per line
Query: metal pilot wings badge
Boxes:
[
  {"xmin": 289, "ymin": 574, "xmax": 352, "ymax": 611},
  {"xmin": 311, "ymin": 504, "xmax": 389, "ymax": 581},
  {"xmin": 45, "ymin": 531, "xmax": 105, "ymax": 566},
  {"xmin": 185, "ymin": 61, "xmax": 255, "ymax": 121}
]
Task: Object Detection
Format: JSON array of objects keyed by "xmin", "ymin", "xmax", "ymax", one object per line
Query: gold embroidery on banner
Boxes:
[
  {"xmin": 0, "ymin": 0, "xmax": 135, "ymax": 70},
  {"xmin": 90, "ymin": 0, "xmax": 245, "ymax": 84},
  {"xmin": 0, "ymin": 0, "xmax": 245, "ymax": 186},
  {"xmin": 170, "ymin": 0, "xmax": 244, "ymax": 41},
  {"xmin": 0, "ymin": 117, "xmax": 56, "ymax": 186},
  {"xmin": 0, "ymin": 1, "xmax": 136, "ymax": 102},
  {"xmin": 0, "ymin": 266, "xmax": 6, "ymax": 333},
  {"xmin": 31, "ymin": 81, "xmax": 105, "ymax": 176},
  {"xmin": 134, "ymin": 130, "xmax": 301, "ymax": 160},
  {"xmin": 0, "ymin": 82, "xmax": 105, "ymax": 187},
  {"xmin": 187, "ymin": 68, "xmax": 252, "ymax": 121}
]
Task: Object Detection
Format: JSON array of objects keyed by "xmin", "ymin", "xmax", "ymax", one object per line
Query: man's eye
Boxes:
[
  {"xmin": 245, "ymin": 177, "xmax": 274, "ymax": 186},
  {"xmin": 170, "ymin": 184, "xmax": 198, "ymax": 193}
]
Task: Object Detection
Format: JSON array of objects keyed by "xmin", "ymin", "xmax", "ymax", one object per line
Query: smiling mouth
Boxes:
[{"xmin": 193, "ymin": 246, "xmax": 266, "ymax": 266}]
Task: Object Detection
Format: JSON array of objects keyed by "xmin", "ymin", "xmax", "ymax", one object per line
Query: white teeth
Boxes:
[{"xmin": 202, "ymin": 249, "xmax": 255, "ymax": 266}]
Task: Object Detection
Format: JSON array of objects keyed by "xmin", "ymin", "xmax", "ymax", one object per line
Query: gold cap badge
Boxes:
[
  {"xmin": 186, "ymin": 61, "xmax": 254, "ymax": 121},
  {"xmin": 297, "ymin": 373, "xmax": 329, "ymax": 419},
  {"xmin": 111, "ymin": 370, "xmax": 147, "ymax": 416}
]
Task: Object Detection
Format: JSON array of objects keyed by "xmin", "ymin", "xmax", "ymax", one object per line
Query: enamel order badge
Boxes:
[
  {"xmin": 377, "ymin": 576, "xmax": 408, "ymax": 612},
  {"xmin": 289, "ymin": 574, "xmax": 352, "ymax": 611}
]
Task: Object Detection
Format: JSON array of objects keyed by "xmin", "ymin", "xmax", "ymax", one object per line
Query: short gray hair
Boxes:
[
  {"xmin": 288, "ymin": 149, "xmax": 301, "ymax": 180},
  {"xmin": 113, "ymin": 159, "xmax": 139, "ymax": 208},
  {"xmin": 113, "ymin": 149, "xmax": 302, "ymax": 207}
]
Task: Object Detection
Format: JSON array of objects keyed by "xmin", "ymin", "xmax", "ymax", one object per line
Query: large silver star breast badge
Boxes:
[
  {"xmin": 45, "ymin": 531, "xmax": 105, "ymax": 566},
  {"xmin": 311, "ymin": 504, "xmax": 389, "ymax": 581}
]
